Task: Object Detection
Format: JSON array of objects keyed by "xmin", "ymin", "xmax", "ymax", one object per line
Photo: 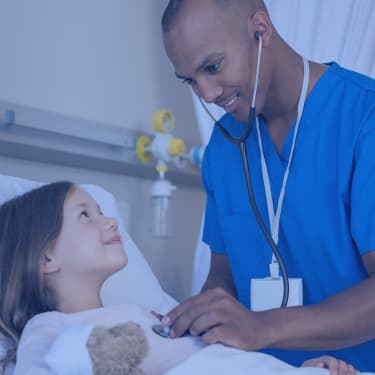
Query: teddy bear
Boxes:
[
  {"xmin": 87, "ymin": 322, "xmax": 149, "ymax": 375},
  {"xmin": 44, "ymin": 321, "xmax": 149, "ymax": 375}
]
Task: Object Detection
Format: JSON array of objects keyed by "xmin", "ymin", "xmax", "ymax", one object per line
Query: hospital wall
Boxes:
[{"xmin": 0, "ymin": 0, "xmax": 205, "ymax": 301}]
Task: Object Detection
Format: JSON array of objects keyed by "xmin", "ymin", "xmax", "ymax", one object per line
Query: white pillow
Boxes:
[
  {"xmin": 0, "ymin": 174, "xmax": 177, "ymax": 370},
  {"xmin": 81, "ymin": 184, "xmax": 176, "ymax": 312}
]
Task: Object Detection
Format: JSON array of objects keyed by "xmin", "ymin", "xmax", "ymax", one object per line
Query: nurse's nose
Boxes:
[{"xmin": 195, "ymin": 77, "xmax": 223, "ymax": 104}]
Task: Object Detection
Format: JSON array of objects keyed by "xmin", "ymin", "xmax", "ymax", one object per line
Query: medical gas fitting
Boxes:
[
  {"xmin": 136, "ymin": 110, "xmax": 186, "ymax": 165},
  {"xmin": 136, "ymin": 110, "xmax": 186, "ymax": 237}
]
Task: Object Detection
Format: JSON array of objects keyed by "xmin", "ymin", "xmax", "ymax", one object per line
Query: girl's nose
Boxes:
[{"xmin": 103, "ymin": 216, "xmax": 118, "ymax": 231}]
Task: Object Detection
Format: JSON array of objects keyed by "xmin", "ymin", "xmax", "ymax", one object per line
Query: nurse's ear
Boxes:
[
  {"xmin": 248, "ymin": 11, "xmax": 272, "ymax": 47},
  {"xmin": 42, "ymin": 250, "xmax": 60, "ymax": 274}
]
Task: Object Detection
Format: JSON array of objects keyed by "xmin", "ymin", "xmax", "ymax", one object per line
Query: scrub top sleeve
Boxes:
[
  {"xmin": 201, "ymin": 145, "xmax": 227, "ymax": 255},
  {"xmin": 351, "ymin": 106, "xmax": 375, "ymax": 255}
]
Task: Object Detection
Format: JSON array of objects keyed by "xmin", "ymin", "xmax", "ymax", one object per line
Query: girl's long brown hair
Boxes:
[{"xmin": 0, "ymin": 181, "xmax": 73, "ymax": 371}]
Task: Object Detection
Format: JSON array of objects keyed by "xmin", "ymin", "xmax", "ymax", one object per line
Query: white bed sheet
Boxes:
[{"xmin": 166, "ymin": 345, "xmax": 375, "ymax": 375}]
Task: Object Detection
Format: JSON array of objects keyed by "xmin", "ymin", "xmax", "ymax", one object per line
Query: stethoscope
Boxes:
[
  {"xmin": 153, "ymin": 31, "xmax": 309, "ymax": 338},
  {"xmin": 198, "ymin": 31, "xmax": 290, "ymax": 308},
  {"xmin": 152, "ymin": 323, "xmax": 172, "ymax": 338}
]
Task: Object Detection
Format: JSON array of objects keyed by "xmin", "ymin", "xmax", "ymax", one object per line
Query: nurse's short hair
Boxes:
[
  {"xmin": 161, "ymin": 0, "xmax": 266, "ymax": 33},
  {"xmin": 162, "ymin": 0, "xmax": 229, "ymax": 33}
]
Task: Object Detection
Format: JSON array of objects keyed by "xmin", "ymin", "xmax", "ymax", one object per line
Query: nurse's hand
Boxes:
[
  {"xmin": 161, "ymin": 287, "xmax": 272, "ymax": 351},
  {"xmin": 302, "ymin": 356, "xmax": 357, "ymax": 375}
]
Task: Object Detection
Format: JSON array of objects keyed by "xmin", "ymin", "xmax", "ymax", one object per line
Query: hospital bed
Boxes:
[{"xmin": 0, "ymin": 174, "xmax": 373, "ymax": 375}]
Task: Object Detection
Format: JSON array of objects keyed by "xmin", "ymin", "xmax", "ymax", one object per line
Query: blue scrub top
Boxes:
[{"xmin": 201, "ymin": 63, "xmax": 375, "ymax": 370}]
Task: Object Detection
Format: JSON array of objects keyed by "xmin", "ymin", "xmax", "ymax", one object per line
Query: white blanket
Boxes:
[
  {"xmin": 44, "ymin": 326, "xmax": 375, "ymax": 375},
  {"xmin": 165, "ymin": 345, "xmax": 375, "ymax": 375}
]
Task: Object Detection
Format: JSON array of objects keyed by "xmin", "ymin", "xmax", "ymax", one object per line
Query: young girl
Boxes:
[{"xmin": 0, "ymin": 182, "xmax": 356, "ymax": 375}]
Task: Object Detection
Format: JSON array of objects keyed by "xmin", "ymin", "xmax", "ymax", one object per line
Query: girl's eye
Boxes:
[{"xmin": 80, "ymin": 210, "xmax": 89, "ymax": 218}]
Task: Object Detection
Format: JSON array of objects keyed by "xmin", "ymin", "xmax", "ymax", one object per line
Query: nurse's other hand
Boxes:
[
  {"xmin": 162, "ymin": 288, "xmax": 272, "ymax": 351},
  {"xmin": 302, "ymin": 356, "xmax": 357, "ymax": 375}
]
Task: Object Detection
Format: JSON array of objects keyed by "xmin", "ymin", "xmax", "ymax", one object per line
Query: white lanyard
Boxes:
[{"xmin": 255, "ymin": 57, "xmax": 309, "ymax": 266}]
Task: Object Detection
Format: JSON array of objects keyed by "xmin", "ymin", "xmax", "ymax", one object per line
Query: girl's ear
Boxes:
[{"xmin": 43, "ymin": 251, "xmax": 60, "ymax": 274}]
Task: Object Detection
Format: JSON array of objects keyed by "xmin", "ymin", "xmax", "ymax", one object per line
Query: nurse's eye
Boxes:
[{"xmin": 205, "ymin": 62, "xmax": 221, "ymax": 74}]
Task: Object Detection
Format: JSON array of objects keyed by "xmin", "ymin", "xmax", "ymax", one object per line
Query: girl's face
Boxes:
[{"xmin": 46, "ymin": 188, "xmax": 127, "ymax": 283}]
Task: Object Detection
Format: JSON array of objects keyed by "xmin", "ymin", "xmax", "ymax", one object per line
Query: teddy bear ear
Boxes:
[
  {"xmin": 108, "ymin": 322, "xmax": 139, "ymax": 338},
  {"xmin": 108, "ymin": 324, "xmax": 125, "ymax": 338},
  {"xmin": 87, "ymin": 327, "xmax": 110, "ymax": 346}
]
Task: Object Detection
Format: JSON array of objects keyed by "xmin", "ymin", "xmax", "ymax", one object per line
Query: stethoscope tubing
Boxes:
[
  {"xmin": 197, "ymin": 31, "xmax": 290, "ymax": 308},
  {"xmin": 214, "ymin": 109, "xmax": 290, "ymax": 308}
]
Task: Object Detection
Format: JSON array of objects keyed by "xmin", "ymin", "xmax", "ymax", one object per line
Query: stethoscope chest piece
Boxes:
[{"xmin": 152, "ymin": 324, "xmax": 171, "ymax": 338}]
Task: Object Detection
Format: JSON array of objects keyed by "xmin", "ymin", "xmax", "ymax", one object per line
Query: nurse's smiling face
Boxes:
[{"xmin": 163, "ymin": 0, "xmax": 273, "ymax": 125}]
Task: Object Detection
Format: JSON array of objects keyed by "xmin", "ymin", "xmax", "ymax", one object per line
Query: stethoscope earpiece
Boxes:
[{"xmin": 254, "ymin": 31, "xmax": 263, "ymax": 41}]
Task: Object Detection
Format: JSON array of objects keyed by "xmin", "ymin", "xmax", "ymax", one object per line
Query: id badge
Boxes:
[{"xmin": 250, "ymin": 277, "xmax": 303, "ymax": 311}]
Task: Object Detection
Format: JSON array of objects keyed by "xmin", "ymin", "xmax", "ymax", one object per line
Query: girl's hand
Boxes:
[{"xmin": 302, "ymin": 355, "xmax": 357, "ymax": 375}]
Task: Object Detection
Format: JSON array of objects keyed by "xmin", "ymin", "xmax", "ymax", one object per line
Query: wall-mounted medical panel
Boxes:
[{"xmin": 0, "ymin": 101, "xmax": 202, "ymax": 188}]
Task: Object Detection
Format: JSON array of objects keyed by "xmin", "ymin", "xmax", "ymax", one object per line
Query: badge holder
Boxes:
[{"xmin": 250, "ymin": 277, "xmax": 303, "ymax": 311}]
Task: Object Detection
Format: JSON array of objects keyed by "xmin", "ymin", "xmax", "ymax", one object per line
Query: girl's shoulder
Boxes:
[
  {"xmin": 69, "ymin": 304, "xmax": 153, "ymax": 325},
  {"xmin": 23, "ymin": 304, "xmax": 152, "ymax": 334},
  {"xmin": 23, "ymin": 311, "xmax": 67, "ymax": 333}
]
